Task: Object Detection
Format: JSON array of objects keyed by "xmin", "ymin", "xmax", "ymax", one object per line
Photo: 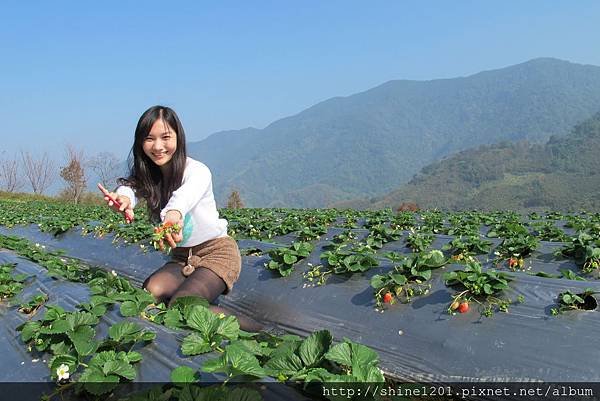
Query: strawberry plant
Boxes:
[
  {"xmin": 442, "ymin": 235, "xmax": 492, "ymax": 259},
  {"xmin": 390, "ymin": 211, "xmax": 415, "ymax": 230},
  {"xmin": 297, "ymin": 224, "xmax": 327, "ymax": 241},
  {"xmin": 556, "ymin": 232, "xmax": 600, "ymax": 274},
  {"xmin": 443, "ymin": 260, "xmax": 517, "ymax": 317},
  {"xmin": 363, "ymin": 213, "xmax": 392, "ymax": 229},
  {"xmin": 0, "ymin": 237, "xmax": 96, "ymax": 283},
  {"xmin": 564, "ymin": 215, "xmax": 589, "ymax": 231},
  {"xmin": 75, "ymin": 349, "xmax": 144, "ymax": 395},
  {"xmin": 342, "ymin": 217, "xmax": 358, "ymax": 229},
  {"xmin": 529, "ymin": 221, "xmax": 568, "ymax": 242},
  {"xmin": 17, "ymin": 306, "xmax": 153, "ymax": 396},
  {"xmin": 266, "ymin": 242, "xmax": 313, "ymax": 277},
  {"xmin": 19, "ymin": 292, "xmax": 49, "ymax": 315},
  {"xmin": 306, "ymin": 242, "xmax": 380, "ymax": 285},
  {"xmin": 494, "ymin": 233, "xmax": 538, "ymax": 270},
  {"xmin": 366, "ymin": 224, "xmax": 402, "ymax": 249},
  {"xmin": 533, "ymin": 269, "xmax": 587, "ymax": 281},
  {"xmin": 559, "ymin": 269, "xmax": 587, "ymax": 281},
  {"xmin": 331, "ymin": 229, "xmax": 358, "ymax": 243},
  {"xmin": 446, "ymin": 221, "xmax": 480, "ymax": 237},
  {"xmin": 406, "ymin": 231, "xmax": 434, "ymax": 252},
  {"xmin": 133, "ymin": 379, "xmax": 262, "ymax": 400},
  {"xmin": 551, "ymin": 289, "xmax": 598, "ymax": 315},
  {"xmin": 320, "ymin": 243, "xmax": 378, "ymax": 274},
  {"xmin": 259, "ymin": 330, "xmax": 384, "ymax": 383},
  {"xmin": 447, "ymin": 212, "xmax": 482, "ymax": 236},
  {"xmin": 486, "ymin": 220, "xmax": 528, "ymax": 239},
  {"xmin": 179, "ymin": 304, "xmax": 240, "ymax": 355},
  {"xmin": 371, "ymin": 250, "xmax": 447, "ymax": 307},
  {"xmin": 419, "ymin": 210, "xmax": 446, "ymax": 234},
  {"xmin": 0, "ymin": 262, "xmax": 27, "ymax": 300},
  {"xmin": 200, "ymin": 341, "xmax": 266, "ymax": 381}
]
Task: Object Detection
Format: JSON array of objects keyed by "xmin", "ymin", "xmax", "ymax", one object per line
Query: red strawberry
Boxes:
[
  {"xmin": 508, "ymin": 257, "xmax": 518, "ymax": 268},
  {"xmin": 458, "ymin": 302, "xmax": 469, "ymax": 313},
  {"xmin": 383, "ymin": 292, "xmax": 393, "ymax": 303}
]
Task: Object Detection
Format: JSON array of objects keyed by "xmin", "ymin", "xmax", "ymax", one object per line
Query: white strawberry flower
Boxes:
[
  {"xmin": 111, "ymin": 270, "xmax": 117, "ymax": 277},
  {"xmin": 56, "ymin": 364, "xmax": 70, "ymax": 381}
]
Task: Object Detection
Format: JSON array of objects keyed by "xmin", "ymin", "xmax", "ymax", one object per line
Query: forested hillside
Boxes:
[
  {"xmin": 341, "ymin": 111, "xmax": 600, "ymax": 211},
  {"xmin": 188, "ymin": 58, "xmax": 600, "ymax": 207}
]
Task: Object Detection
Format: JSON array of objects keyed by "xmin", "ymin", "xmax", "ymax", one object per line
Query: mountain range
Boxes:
[{"xmin": 187, "ymin": 58, "xmax": 600, "ymax": 208}]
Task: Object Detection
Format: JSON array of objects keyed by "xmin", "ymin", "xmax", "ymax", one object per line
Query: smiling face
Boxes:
[{"xmin": 142, "ymin": 118, "xmax": 178, "ymax": 169}]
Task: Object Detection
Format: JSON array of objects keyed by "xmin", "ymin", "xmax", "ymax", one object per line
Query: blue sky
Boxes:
[{"xmin": 2, "ymin": 0, "xmax": 600, "ymax": 161}]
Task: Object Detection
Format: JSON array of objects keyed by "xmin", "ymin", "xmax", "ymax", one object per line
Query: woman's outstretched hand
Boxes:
[
  {"xmin": 159, "ymin": 210, "xmax": 184, "ymax": 250},
  {"xmin": 97, "ymin": 183, "xmax": 135, "ymax": 223}
]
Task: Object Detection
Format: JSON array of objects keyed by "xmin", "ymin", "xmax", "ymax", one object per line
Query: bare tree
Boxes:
[
  {"xmin": 87, "ymin": 151, "xmax": 123, "ymax": 188},
  {"xmin": 0, "ymin": 157, "xmax": 24, "ymax": 192},
  {"xmin": 226, "ymin": 189, "xmax": 245, "ymax": 209},
  {"xmin": 59, "ymin": 146, "xmax": 87, "ymax": 204},
  {"xmin": 20, "ymin": 151, "xmax": 56, "ymax": 194}
]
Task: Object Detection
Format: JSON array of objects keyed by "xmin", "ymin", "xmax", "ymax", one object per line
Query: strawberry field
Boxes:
[{"xmin": 2, "ymin": 198, "xmax": 600, "ymax": 399}]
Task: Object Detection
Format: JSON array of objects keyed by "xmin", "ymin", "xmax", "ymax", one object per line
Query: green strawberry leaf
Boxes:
[
  {"xmin": 66, "ymin": 312, "xmax": 98, "ymax": 331},
  {"xmin": 120, "ymin": 301, "xmax": 140, "ymax": 317},
  {"xmin": 67, "ymin": 325, "xmax": 97, "ymax": 356},
  {"xmin": 39, "ymin": 319, "xmax": 70, "ymax": 334},
  {"xmin": 163, "ymin": 309, "xmax": 183, "ymax": 329},
  {"xmin": 181, "ymin": 333, "xmax": 213, "ymax": 355},
  {"xmin": 126, "ymin": 351, "xmax": 143, "ymax": 363},
  {"xmin": 216, "ymin": 315, "xmax": 240, "ymax": 340},
  {"xmin": 102, "ymin": 359, "xmax": 136, "ymax": 380},
  {"xmin": 186, "ymin": 305, "xmax": 218, "ymax": 335},
  {"xmin": 264, "ymin": 352, "xmax": 304, "ymax": 376},
  {"xmin": 109, "ymin": 321, "xmax": 141, "ymax": 342},
  {"xmin": 170, "ymin": 366, "xmax": 198, "ymax": 385},
  {"xmin": 299, "ymin": 330, "xmax": 332, "ymax": 368}
]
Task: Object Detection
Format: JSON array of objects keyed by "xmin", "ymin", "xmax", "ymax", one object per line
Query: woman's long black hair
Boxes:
[{"xmin": 118, "ymin": 106, "xmax": 187, "ymax": 222}]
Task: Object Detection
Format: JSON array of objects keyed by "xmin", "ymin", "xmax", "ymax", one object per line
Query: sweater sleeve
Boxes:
[
  {"xmin": 115, "ymin": 185, "xmax": 138, "ymax": 208},
  {"xmin": 160, "ymin": 161, "xmax": 211, "ymax": 221}
]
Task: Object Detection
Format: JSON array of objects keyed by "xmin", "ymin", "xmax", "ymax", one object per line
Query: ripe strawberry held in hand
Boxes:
[{"xmin": 152, "ymin": 222, "xmax": 182, "ymax": 253}]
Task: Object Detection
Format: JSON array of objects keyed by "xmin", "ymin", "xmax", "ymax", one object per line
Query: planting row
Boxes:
[{"xmin": 0, "ymin": 234, "xmax": 385, "ymax": 400}]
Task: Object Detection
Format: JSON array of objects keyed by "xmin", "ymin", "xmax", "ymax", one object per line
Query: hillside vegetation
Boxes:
[
  {"xmin": 188, "ymin": 58, "xmax": 600, "ymax": 208},
  {"xmin": 341, "ymin": 111, "xmax": 600, "ymax": 212}
]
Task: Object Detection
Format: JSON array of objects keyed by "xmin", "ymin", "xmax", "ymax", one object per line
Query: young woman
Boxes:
[{"xmin": 103, "ymin": 105, "xmax": 261, "ymax": 331}]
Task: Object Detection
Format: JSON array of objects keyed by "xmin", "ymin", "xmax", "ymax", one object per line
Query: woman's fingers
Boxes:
[
  {"xmin": 172, "ymin": 230, "xmax": 183, "ymax": 243},
  {"xmin": 117, "ymin": 196, "xmax": 131, "ymax": 211},
  {"xmin": 164, "ymin": 232, "xmax": 177, "ymax": 248}
]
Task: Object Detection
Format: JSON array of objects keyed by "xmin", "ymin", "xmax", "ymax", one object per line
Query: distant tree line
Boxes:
[
  {"xmin": 1, "ymin": 148, "xmax": 246, "ymax": 207},
  {"xmin": 0, "ymin": 148, "xmax": 122, "ymax": 204}
]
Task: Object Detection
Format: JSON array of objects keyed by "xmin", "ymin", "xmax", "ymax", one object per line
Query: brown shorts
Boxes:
[{"xmin": 171, "ymin": 236, "xmax": 241, "ymax": 294}]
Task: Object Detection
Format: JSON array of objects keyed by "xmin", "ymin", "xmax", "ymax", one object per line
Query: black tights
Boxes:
[{"xmin": 143, "ymin": 263, "xmax": 263, "ymax": 332}]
